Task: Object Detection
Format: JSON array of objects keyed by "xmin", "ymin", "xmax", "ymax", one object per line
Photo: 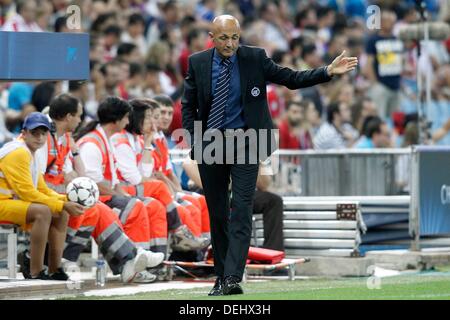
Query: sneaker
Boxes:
[
  {"xmin": 50, "ymin": 267, "xmax": 70, "ymax": 281},
  {"xmin": 132, "ymin": 270, "xmax": 157, "ymax": 283},
  {"xmin": 61, "ymin": 258, "xmax": 78, "ymax": 271},
  {"xmin": 171, "ymin": 225, "xmax": 211, "ymax": 252},
  {"xmin": 121, "ymin": 249, "xmax": 149, "ymax": 283},
  {"xmin": 137, "ymin": 247, "xmax": 164, "ymax": 268},
  {"xmin": 30, "ymin": 269, "xmax": 51, "ymax": 280}
]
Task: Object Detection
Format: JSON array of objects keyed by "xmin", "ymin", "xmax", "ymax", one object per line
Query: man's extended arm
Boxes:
[
  {"xmin": 261, "ymin": 49, "xmax": 357, "ymax": 89},
  {"xmin": 261, "ymin": 49, "xmax": 332, "ymax": 89}
]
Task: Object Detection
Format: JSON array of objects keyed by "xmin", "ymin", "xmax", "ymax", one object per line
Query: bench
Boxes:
[{"xmin": 0, "ymin": 223, "xmax": 18, "ymax": 278}]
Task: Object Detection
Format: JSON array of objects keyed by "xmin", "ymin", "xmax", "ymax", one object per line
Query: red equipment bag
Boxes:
[
  {"xmin": 205, "ymin": 246, "xmax": 284, "ymax": 265},
  {"xmin": 247, "ymin": 247, "xmax": 285, "ymax": 264}
]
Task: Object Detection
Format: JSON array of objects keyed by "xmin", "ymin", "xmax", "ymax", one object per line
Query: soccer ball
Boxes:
[{"xmin": 66, "ymin": 177, "xmax": 99, "ymax": 208}]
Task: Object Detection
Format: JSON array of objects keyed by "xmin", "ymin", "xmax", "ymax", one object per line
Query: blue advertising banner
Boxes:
[
  {"xmin": 0, "ymin": 31, "xmax": 89, "ymax": 80},
  {"xmin": 417, "ymin": 146, "xmax": 450, "ymax": 235}
]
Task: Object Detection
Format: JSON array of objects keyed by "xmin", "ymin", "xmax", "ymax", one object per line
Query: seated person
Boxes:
[{"xmin": 0, "ymin": 112, "xmax": 84, "ymax": 279}]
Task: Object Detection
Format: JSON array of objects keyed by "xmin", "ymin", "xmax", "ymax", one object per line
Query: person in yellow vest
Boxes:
[{"xmin": 0, "ymin": 112, "xmax": 85, "ymax": 279}]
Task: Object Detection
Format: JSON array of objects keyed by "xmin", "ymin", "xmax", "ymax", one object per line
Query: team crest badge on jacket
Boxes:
[{"xmin": 251, "ymin": 87, "xmax": 260, "ymax": 97}]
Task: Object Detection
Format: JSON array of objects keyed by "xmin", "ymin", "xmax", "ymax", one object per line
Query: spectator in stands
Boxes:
[
  {"xmin": 0, "ymin": 0, "xmax": 15, "ymax": 27},
  {"xmin": 1, "ymin": 0, "xmax": 42, "ymax": 31},
  {"xmin": 279, "ymin": 100, "xmax": 313, "ymax": 150},
  {"xmin": 31, "ymin": 81, "xmax": 61, "ymax": 113},
  {"xmin": 102, "ymin": 25, "xmax": 122, "ymax": 61},
  {"xmin": 143, "ymin": 63, "xmax": 163, "ymax": 97},
  {"xmin": 259, "ymin": 2, "xmax": 290, "ymax": 52},
  {"xmin": 35, "ymin": 0, "xmax": 51, "ymax": 31},
  {"xmin": 314, "ymin": 102, "xmax": 357, "ymax": 149},
  {"xmin": 300, "ymin": 43, "xmax": 326, "ymax": 115},
  {"xmin": 124, "ymin": 63, "xmax": 145, "ymax": 100},
  {"xmin": 353, "ymin": 116, "xmax": 392, "ymax": 148},
  {"xmin": 146, "ymin": 41, "xmax": 177, "ymax": 96},
  {"xmin": 364, "ymin": 10, "xmax": 404, "ymax": 119},
  {"xmin": 121, "ymin": 13, "xmax": 148, "ymax": 56},
  {"xmin": 117, "ymin": 42, "xmax": 142, "ymax": 63},
  {"xmin": 351, "ymin": 97, "xmax": 378, "ymax": 135},
  {"xmin": 0, "ymin": 103, "xmax": 13, "ymax": 147},
  {"xmin": 99, "ymin": 60, "xmax": 122, "ymax": 97},
  {"xmin": 6, "ymin": 82, "xmax": 37, "ymax": 133},
  {"xmin": 53, "ymin": 16, "xmax": 70, "ymax": 33},
  {"xmin": 323, "ymin": 33, "xmax": 348, "ymax": 65},
  {"xmin": 304, "ymin": 98, "xmax": 322, "ymax": 136},
  {"xmin": 196, "ymin": 0, "xmax": 218, "ymax": 23},
  {"xmin": 179, "ymin": 28, "xmax": 208, "ymax": 78}
]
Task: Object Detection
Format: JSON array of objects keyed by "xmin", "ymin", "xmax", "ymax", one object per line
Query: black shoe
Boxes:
[
  {"xmin": 18, "ymin": 250, "xmax": 31, "ymax": 279},
  {"xmin": 208, "ymin": 277, "xmax": 223, "ymax": 296},
  {"xmin": 223, "ymin": 275, "xmax": 243, "ymax": 295},
  {"xmin": 50, "ymin": 267, "xmax": 70, "ymax": 281},
  {"xmin": 30, "ymin": 269, "xmax": 51, "ymax": 280}
]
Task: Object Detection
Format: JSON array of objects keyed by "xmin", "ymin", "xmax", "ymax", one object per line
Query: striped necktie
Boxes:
[{"xmin": 207, "ymin": 58, "xmax": 232, "ymax": 129}]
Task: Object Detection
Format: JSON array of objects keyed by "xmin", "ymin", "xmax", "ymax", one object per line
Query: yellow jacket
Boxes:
[{"xmin": 0, "ymin": 146, "xmax": 66, "ymax": 214}]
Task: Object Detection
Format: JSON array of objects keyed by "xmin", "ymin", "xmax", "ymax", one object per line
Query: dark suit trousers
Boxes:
[
  {"xmin": 253, "ymin": 190, "xmax": 284, "ymax": 251},
  {"xmin": 197, "ymin": 139, "xmax": 259, "ymax": 281}
]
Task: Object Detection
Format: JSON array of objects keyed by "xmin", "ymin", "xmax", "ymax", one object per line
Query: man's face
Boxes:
[
  {"xmin": 129, "ymin": 22, "xmax": 144, "ymax": 38},
  {"xmin": 286, "ymin": 104, "xmax": 303, "ymax": 127},
  {"xmin": 381, "ymin": 12, "xmax": 396, "ymax": 33},
  {"xmin": 105, "ymin": 64, "xmax": 122, "ymax": 89},
  {"xmin": 23, "ymin": 127, "xmax": 48, "ymax": 152},
  {"xmin": 159, "ymin": 104, "xmax": 173, "ymax": 131},
  {"xmin": 67, "ymin": 104, "xmax": 83, "ymax": 132},
  {"xmin": 373, "ymin": 123, "xmax": 391, "ymax": 148},
  {"xmin": 209, "ymin": 20, "xmax": 241, "ymax": 58}
]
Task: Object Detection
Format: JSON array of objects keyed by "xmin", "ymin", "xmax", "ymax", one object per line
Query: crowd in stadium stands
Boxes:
[{"xmin": 0, "ymin": 0, "xmax": 450, "ymax": 279}]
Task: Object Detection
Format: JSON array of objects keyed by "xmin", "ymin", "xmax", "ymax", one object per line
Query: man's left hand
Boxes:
[{"xmin": 327, "ymin": 50, "xmax": 358, "ymax": 76}]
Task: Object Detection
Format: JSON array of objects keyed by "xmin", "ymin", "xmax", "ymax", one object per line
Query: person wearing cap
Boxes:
[{"xmin": 0, "ymin": 112, "xmax": 85, "ymax": 280}]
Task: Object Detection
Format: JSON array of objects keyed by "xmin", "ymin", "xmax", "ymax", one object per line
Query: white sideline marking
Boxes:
[{"xmin": 83, "ymin": 281, "xmax": 212, "ymax": 297}]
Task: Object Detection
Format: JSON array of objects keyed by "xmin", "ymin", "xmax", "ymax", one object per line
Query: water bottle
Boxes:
[{"xmin": 95, "ymin": 260, "xmax": 106, "ymax": 287}]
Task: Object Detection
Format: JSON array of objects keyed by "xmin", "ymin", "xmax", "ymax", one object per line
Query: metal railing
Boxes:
[
  {"xmin": 272, "ymin": 149, "xmax": 412, "ymax": 196},
  {"xmin": 170, "ymin": 148, "xmax": 412, "ymax": 197}
]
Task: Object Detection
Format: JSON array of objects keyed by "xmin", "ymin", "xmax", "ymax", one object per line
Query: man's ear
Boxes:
[{"xmin": 208, "ymin": 32, "xmax": 214, "ymax": 39}]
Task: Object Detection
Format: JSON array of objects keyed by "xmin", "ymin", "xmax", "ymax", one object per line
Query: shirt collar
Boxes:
[{"xmin": 213, "ymin": 48, "xmax": 237, "ymax": 65}]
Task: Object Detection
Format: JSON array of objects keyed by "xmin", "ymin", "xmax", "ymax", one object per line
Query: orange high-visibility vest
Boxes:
[
  {"xmin": 77, "ymin": 129, "xmax": 114, "ymax": 183},
  {"xmin": 112, "ymin": 130, "xmax": 142, "ymax": 182},
  {"xmin": 44, "ymin": 133, "xmax": 71, "ymax": 186}
]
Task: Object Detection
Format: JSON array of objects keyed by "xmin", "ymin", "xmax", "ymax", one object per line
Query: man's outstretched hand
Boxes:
[{"xmin": 327, "ymin": 50, "xmax": 358, "ymax": 76}]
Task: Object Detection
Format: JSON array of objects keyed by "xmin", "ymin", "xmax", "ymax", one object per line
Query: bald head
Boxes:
[
  {"xmin": 211, "ymin": 15, "xmax": 240, "ymax": 33},
  {"xmin": 210, "ymin": 15, "xmax": 241, "ymax": 58}
]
